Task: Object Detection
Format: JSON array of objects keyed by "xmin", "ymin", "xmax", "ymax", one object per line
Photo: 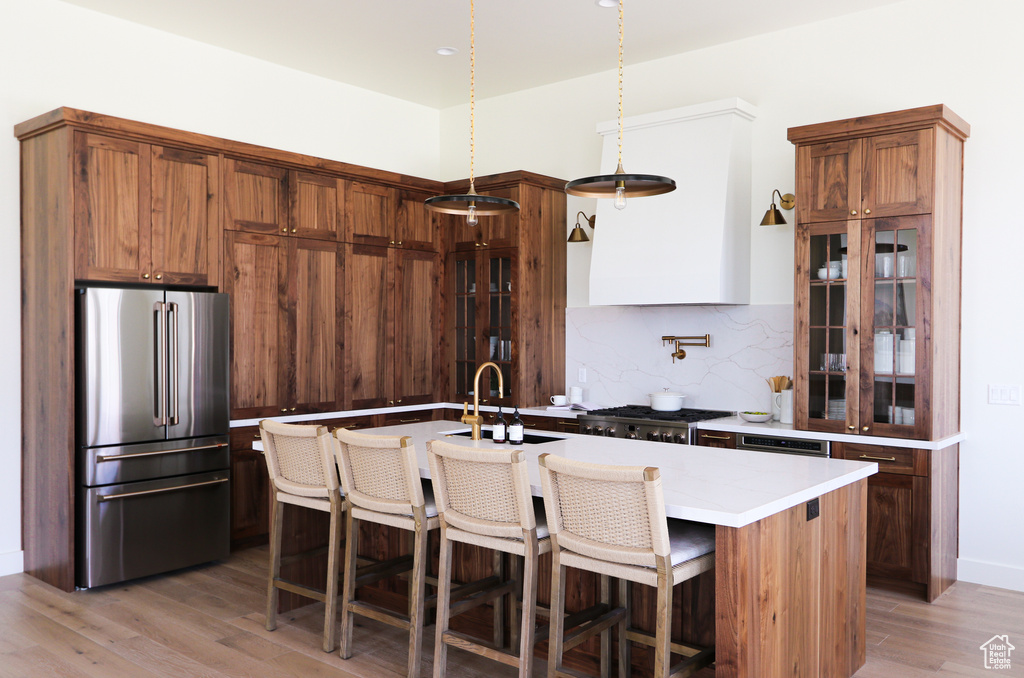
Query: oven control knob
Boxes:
[
  {"xmin": 647, "ymin": 431, "xmax": 659, "ymax": 441},
  {"xmin": 625, "ymin": 432, "xmax": 637, "ymax": 440},
  {"xmin": 581, "ymin": 425, "xmax": 592, "ymax": 435},
  {"xmin": 605, "ymin": 427, "xmax": 616, "ymax": 437},
  {"xmin": 661, "ymin": 431, "xmax": 673, "ymax": 442},
  {"xmin": 593, "ymin": 426, "xmax": 603, "ymax": 436},
  {"xmin": 674, "ymin": 433, "xmax": 688, "ymax": 444}
]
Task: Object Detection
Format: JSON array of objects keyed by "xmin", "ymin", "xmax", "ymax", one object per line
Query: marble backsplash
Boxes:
[{"xmin": 565, "ymin": 304, "xmax": 794, "ymax": 413}]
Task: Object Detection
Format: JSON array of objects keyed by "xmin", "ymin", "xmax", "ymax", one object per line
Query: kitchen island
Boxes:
[{"xmin": 257, "ymin": 419, "xmax": 875, "ymax": 677}]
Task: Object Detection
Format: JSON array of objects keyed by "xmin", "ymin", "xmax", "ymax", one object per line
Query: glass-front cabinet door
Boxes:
[
  {"xmin": 861, "ymin": 215, "xmax": 925, "ymax": 438},
  {"xmin": 452, "ymin": 249, "xmax": 515, "ymax": 407},
  {"xmin": 796, "ymin": 215, "xmax": 926, "ymax": 438},
  {"xmin": 798, "ymin": 221, "xmax": 859, "ymax": 434}
]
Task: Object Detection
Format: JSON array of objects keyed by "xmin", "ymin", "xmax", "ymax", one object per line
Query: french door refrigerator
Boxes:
[{"xmin": 76, "ymin": 286, "xmax": 231, "ymax": 588}]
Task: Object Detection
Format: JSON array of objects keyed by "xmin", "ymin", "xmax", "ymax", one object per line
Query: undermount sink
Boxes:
[{"xmin": 446, "ymin": 429, "xmax": 565, "ymax": 445}]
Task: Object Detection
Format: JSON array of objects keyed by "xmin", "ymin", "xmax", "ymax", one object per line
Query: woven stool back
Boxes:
[
  {"xmin": 426, "ymin": 440, "xmax": 535, "ymax": 540},
  {"xmin": 334, "ymin": 428, "xmax": 424, "ymax": 514},
  {"xmin": 539, "ymin": 454, "xmax": 670, "ymax": 568},
  {"xmin": 260, "ymin": 420, "xmax": 338, "ymax": 498}
]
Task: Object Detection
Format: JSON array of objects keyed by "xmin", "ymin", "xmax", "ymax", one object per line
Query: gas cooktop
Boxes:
[{"xmin": 581, "ymin": 405, "xmax": 734, "ymax": 423}]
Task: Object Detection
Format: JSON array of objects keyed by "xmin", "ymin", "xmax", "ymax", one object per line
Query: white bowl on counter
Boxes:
[{"xmin": 649, "ymin": 390, "xmax": 686, "ymax": 411}]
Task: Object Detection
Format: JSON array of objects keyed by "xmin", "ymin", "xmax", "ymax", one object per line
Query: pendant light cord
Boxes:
[
  {"xmin": 616, "ymin": 0, "xmax": 624, "ymax": 172},
  {"xmin": 469, "ymin": 0, "xmax": 476, "ymax": 194}
]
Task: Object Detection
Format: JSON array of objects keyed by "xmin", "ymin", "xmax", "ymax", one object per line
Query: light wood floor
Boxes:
[{"xmin": 0, "ymin": 546, "xmax": 1021, "ymax": 677}]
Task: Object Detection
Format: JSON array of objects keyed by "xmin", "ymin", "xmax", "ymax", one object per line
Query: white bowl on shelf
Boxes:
[{"xmin": 739, "ymin": 411, "xmax": 773, "ymax": 423}]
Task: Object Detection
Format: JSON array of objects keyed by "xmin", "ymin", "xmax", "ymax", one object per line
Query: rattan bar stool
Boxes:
[
  {"xmin": 426, "ymin": 439, "xmax": 552, "ymax": 678},
  {"xmin": 259, "ymin": 420, "xmax": 345, "ymax": 653},
  {"xmin": 538, "ymin": 453, "xmax": 716, "ymax": 678},
  {"xmin": 333, "ymin": 427, "xmax": 439, "ymax": 678}
]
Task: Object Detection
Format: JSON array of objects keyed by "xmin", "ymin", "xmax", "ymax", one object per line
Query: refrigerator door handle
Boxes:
[
  {"xmin": 153, "ymin": 301, "xmax": 167, "ymax": 427},
  {"xmin": 96, "ymin": 442, "xmax": 229, "ymax": 463},
  {"xmin": 97, "ymin": 477, "xmax": 229, "ymax": 502},
  {"xmin": 168, "ymin": 301, "xmax": 179, "ymax": 425}
]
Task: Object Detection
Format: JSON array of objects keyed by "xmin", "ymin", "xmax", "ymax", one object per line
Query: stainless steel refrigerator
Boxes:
[{"xmin": 75, "ymin": 287, "xmax": 231, "ymax": 588}]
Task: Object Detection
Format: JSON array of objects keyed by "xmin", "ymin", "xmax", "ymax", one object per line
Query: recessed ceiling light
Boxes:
[
  {"xmin": 595, "ymin": 0, "xmax": 616, "ymax": 7},
  {"xmin": 436, "ymin": 47, "xmax": 458, "ymax": 56}
]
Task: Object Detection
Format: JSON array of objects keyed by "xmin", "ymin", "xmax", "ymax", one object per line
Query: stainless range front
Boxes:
[{"xmin": 577, "ymin": 406, "xmax": 734, "ymax": 445}]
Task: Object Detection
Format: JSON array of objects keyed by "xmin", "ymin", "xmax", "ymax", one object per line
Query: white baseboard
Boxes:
[
  {"xmin": 958, "ymin": 557, "xmax": 1024, "ymax": 593},
  {"xmin": 0, "ymin": 549, "xmax": 24, "ymax": 577}
]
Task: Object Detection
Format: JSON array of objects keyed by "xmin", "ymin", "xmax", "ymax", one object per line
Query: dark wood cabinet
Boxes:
[
  {"xmin": 790, "ymin": 106, "xmax": 968, "ymax": 441},
  {"xmin": 74, "ymin": 133, "xmax": 219, "ymax": 285},
  {"xmin": 446, "ymin": 172, "xmax": 566, "ymax": 409},
  {"xmin": 224, "ymin": 231, "xmax": 343, "ymax": 418},
  {"xmin": 290, "ymin": 170, "xmax": 343, "ymax": 240},
  {"xmin": 344, "ymin": 244, "xmax": 441, "ymax": 409},
  {"xmin": 832, "ymin": 441, "xmax": 957, "ymax": 601},
  {"xmin": 229, "ymin": 426, "xmax": 269, "ymax": 547},
  {"xmin": 223, "ymin": 158, "xmax": 289, "ymax": 235},
  {"xmin": 695, "ymin": 431, "xmax": 737, "ymax": 448}
]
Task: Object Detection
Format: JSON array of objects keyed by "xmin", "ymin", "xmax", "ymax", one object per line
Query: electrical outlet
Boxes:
[
  {"xmin": 988, "ymin": 384, "xmax": 1022, "ymax": 405},
  {"xmin": 578, "ymin": 367, "xmax": 587, "ymax": 383},
  {"xmin": 806, "ymin": 498, "xmax": 820, "ymax": 521}
]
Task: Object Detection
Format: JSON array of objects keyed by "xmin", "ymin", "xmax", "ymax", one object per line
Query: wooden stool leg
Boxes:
[
  {"xmin": 407, "ymin": 519, "xmax": 429, "ymax": 678},
  {"xmin": 518, "ymin": 539, "xmax": 539, "ymax": 678},
  {"xmin": 547, "ymin": 549, "xmax": 566, "ymax": 678},
  {"xmin": 618, "ymin": 579, "xmax": 631, "ymax": 678},
  {"xmin": 600, "ymin": 575, "xmax": 611, "ymax": 678},
  {"xmin": 433, "ymin": 531, "xmax": 454, "ymax": 678},
  {"xmin": 322, "ymin": 498, "xmax": 343, "ymax": 652},
  {"xmin": 339, "ymin": 511, "xmax": 359, "ymax": 659},
  {"xmin": 265, "ymin": 495, "xmax": 283, "ymax": 631},
  {"xmin": 493, "ymin": 549, "xmax": 506, "ymax": 649},
  {"xmin": 509, "ymin": 553, "xmax": 523, "ymax": 656},
  {"xmin": 654, "ymin": 566, "xmax": 672, "ymax": 678}
]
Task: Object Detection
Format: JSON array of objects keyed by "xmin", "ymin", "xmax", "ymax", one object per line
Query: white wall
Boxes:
[
  {"xmin": 442, "ymin": 0, "xmax": 1024, "ymax": 590},
  {"xmin": 0, "ymin": 0, "xmax": 440, "ymax": 574}
]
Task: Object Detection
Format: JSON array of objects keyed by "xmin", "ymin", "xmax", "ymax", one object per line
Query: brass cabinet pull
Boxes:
[
  {"xmin": 399, "ymin": 418, "xmax": 420, "ymax": 423},
  {"xmin": 557, "ymin": 420, "xmax": 577, "ymax": 426},
  {"xmin": 98, "ymin": 477, "xmax": 228, "ymax": 502},
  {"xmin": 339, "ymin": 424, "xmax": 358, "ymax": 430},
  {"xmin": 858, "ymin": 454, "xmax": 897, "ymax": 462},
  {"xmin": 97, "ymin": 442, "xmax": 228, "ymax": 462},
  {"xmin": 480, "ymin": 399, "xmax": 489, "ymax": 404},
  {"xmin": 700, "ymin": 434, "xmax": 731, "ymax": 440},
  {"xmin": 524, "ymin": 423, "xmax": 537, "ymax": 428}
]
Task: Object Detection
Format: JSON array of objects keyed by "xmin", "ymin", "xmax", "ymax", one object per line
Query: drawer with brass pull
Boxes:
[{"xmin": 834, "ymin": 442, "xmax": 927, "ymax": 476}]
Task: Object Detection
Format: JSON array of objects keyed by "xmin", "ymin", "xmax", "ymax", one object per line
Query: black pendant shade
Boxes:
[
  {"xmin": 565, "ymin": 172, "xmax": 676, "ymax": 199},
  {"xmin": 424, "ymin": 192, "xmax": 519, "ymax": 216}
]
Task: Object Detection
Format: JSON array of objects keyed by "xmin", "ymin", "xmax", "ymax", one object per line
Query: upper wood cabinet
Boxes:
[
  {"xmin": 796, "ymin": 130, "xmax": 933, "ymax": 224},
  {"xmin": 345, "ymin": 182, "xmax": 438, "ymax": 251},
  {"xmin": 74, "ymin": 133, "xmax": 219, "ymax": 284},
  {"xmin": 446, "ymin": 172, "xmax": 566, "ymax": 408},
  {"xmin": 223, "ymin": 158, "xmax": 288, "ymax": 235},
  {"xmin": 224, "ymin": 231, "xmax": 343, "ymax": 419},
  {"xmin": 344, "ymin": 244, "xmax": 440, "ymax": 409},
  {"xmin": 290, "ymin": 171, "xmax": 343, "ymax": 240},
  {"xmin": 449, "ymin": 185, "xmax": 519, "ymax": 251},
  {"xmin": 789, "ymin": 105, "xmax": 969, "ymax": 441}
]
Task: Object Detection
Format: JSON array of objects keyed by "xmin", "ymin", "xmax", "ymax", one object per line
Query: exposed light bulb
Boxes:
[
  {"xmin": 467, "ymin": 203, "xmax": 478, "ymax": 227},
  {"xmin": 614, "ymin": 186, "xmax": 627, "ymax": 210}
]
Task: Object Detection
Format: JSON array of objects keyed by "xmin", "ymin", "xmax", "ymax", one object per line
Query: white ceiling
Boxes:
[{"xmin": 60, "ymin": 0, "xmax": 908, "ymax": 109}]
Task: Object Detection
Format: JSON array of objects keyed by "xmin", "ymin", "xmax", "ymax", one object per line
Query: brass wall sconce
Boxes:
[
  {"xmin": 759, "ymin": 189, "xmax": 796, "ymax": 225},
  {"xmin": 567, "ymin": 211, "xmax": 596, "ymax": 243},
  {"xmin": 661, "ymin": 334, "xmax": 710, "ymax": 363}
]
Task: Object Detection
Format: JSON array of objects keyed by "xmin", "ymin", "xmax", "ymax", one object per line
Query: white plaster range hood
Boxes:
[{"xmin": 588, "ymin": 98, "xmax": 756, "ymax": 306}]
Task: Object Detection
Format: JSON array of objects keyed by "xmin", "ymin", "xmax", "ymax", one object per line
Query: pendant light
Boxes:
[
  {"xmin": 566, "ymin": 0, "xmax": 675, "ymax": 209},
  {"xmin": 425, "ymin": 0, "xmax": 519, "ymax": 226}
]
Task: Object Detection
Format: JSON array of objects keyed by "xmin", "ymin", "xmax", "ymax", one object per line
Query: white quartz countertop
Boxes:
[
  {"xmin": 696, "ymin": 415, "xmax": 965, "ymax": 450},
  {"xmin": 255, "ymin": 419, "xmax": 876, "ymax": 529},
  {"xmin": 232, "ymin": 402, "xmax": 579, "ymax": 428}
]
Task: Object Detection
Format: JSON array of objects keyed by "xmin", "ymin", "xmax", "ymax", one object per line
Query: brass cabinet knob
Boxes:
[
  {"xmin": 848, "ymin": 425, "xmax": 856, "ymax": 430},
  {"xmin": 282, "ymin": 228, "xmax": 288, "ymax": 233},
  {"xmin": 851, "ymin": 210, "xmax": 858, "ymax": 216},
  {"xmin": 280, "ymin": 408, "xmax": 288, "ymax": 413},
  {"xmin": 481, "ymin": 399, "xmax": 489, "ymax": 404},
  {"xmin": 389, "ymin": 400, "xmax": 394, "ymax": 405},
  {"xmin": 864, "ymin": 208, "xmax": 871, "ymax": 215},
  {"xmin": 481, "ymin": 242, "xmax": 488, "ymax": 247},
  {"xmin": 396, "ymin": 241, "xmax": 402, "ymax": 246},
  {"xmin": 155, "ymin": 273, "xmax": 163, "ymax": 280},
  {"xmin": 142, "ymin": 273, "xmax": 150, "ymax": 279},
  {"xmin": 291, "ymin": 228, "xmax": 296, "ymax": 233},
  {"xmin": 397, "ymin": 399, "xmax": 402, "ymax": 404},
  {"xmin": 390, "ymin": 241, "xmax": 395, "ymax": 245},
  {"xmin": 289, "ymin": 407, "xmax": 296, "ymax": 412},
  {"xmin": 862, "ymin": 426, "xmax": 870, "ymax": 432}
]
